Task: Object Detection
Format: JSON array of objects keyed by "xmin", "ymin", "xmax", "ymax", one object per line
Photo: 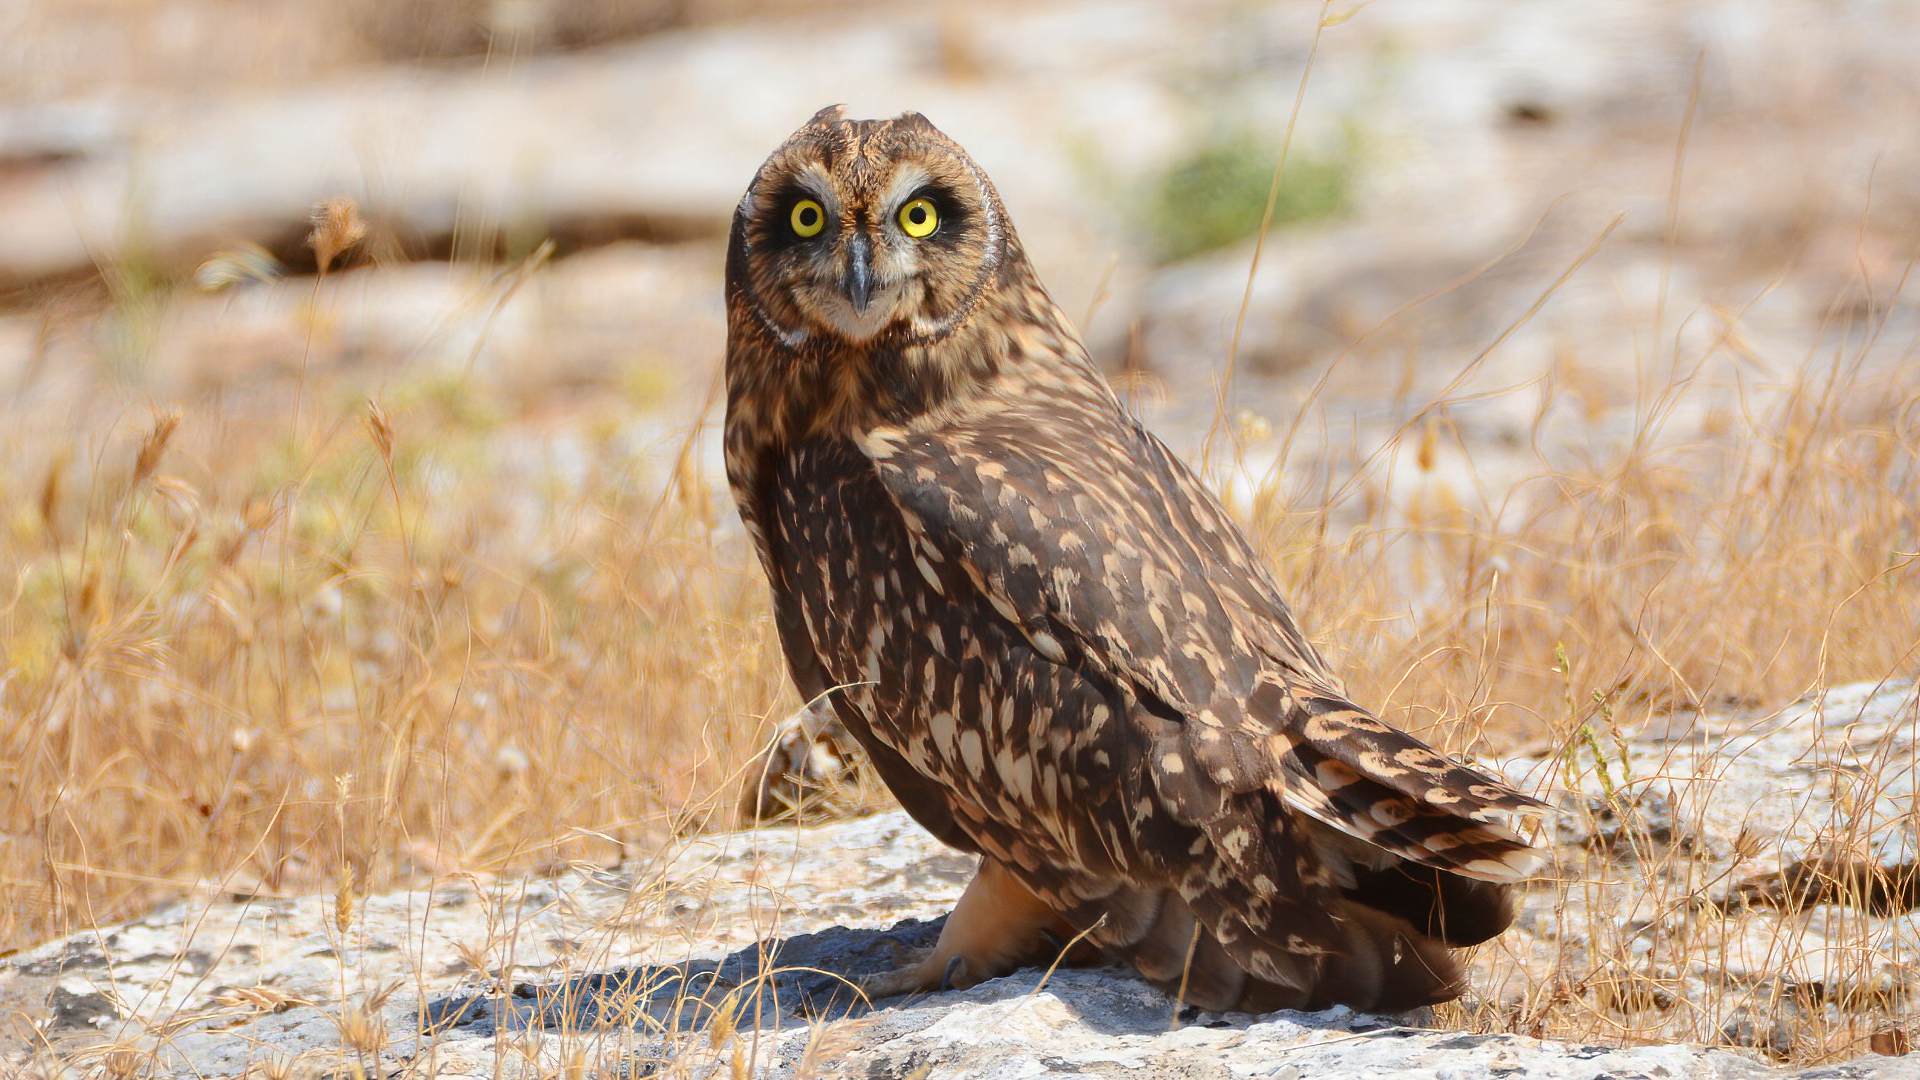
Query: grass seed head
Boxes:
[
  {"xmin": 365, "ymin": 398, "xmax": 395, "ymax": 461},
  {"xmin": 133, "ymin": 410, "xmax": 182, "ymax": 488},
  {"xmin": 334, "ymin": 863, "xmax": 356, "ymax": 937},
  {"xmin": 308, "ymin": 197, "xmax": 369, "ymax": 276}
]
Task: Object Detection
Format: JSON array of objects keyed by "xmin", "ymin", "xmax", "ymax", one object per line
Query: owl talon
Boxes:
[
  {"xmin": 859, "ymin": 950, "xmax": 933, "ymax": 1001},
  {"xmin": 854, "ymin": 860, "xmax": 1061, "ymax": 1002}
]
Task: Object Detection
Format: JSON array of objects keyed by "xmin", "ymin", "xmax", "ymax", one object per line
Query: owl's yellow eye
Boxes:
[
  {"xmin": 898, "ymin": 197, "xmax": 939, "ymax": 238},
  {"xmin": 790, "ymin": 199, "xmax": 826, "ymax": 238}
]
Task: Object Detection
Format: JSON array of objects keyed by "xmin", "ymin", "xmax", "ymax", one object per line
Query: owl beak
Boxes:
[{"xmin": 844, "ymin": 233, "xmax": 875, "ymax": 314}]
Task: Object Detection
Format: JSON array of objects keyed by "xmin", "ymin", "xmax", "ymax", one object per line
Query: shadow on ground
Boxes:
[
  {"xmin": 420, "ymin": 915, "xmax": 1432, "ymax": 1049},
  {"xmin": 422, "ymin": 916, "xmax": 950, "ymax": 1038}
]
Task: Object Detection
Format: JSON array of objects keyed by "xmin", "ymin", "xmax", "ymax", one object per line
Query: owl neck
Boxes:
[{"xmin": 728, "ymin": 259, "xmax": 1105, "ymax": 447}]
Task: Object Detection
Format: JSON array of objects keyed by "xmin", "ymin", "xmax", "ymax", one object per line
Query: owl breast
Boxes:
[{"xmin": 767, "ymin": 438, "xmax": 1152, "ymax": 889}]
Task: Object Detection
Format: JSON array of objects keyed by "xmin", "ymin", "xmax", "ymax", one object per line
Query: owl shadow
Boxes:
[
  {"xmin": 420, "ymin": 914, "xmax": 1395, "ymax": 1042},
  {"xmin": 422, "ymin": 915, "xmax": 944, "ymax": 1040}
]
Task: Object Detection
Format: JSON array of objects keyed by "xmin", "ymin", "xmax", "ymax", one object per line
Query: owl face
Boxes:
[{"xmin": 730, "ymin": 107, "xmax": 1005, "ymax": 348}]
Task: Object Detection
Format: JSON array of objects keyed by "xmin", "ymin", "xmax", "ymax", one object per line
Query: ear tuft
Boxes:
[
  {"xmin": 894, "ymin": 111, "xmax": 937, "ymax": 133},
  {"xmin": 807, "ymin": 104, "xmax": 848, "ymax": 127}
]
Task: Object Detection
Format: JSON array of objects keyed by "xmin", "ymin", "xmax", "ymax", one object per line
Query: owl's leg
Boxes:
[{"xmin": 862, "ymin": 857, "xmax": 1073, "ymax": 999}]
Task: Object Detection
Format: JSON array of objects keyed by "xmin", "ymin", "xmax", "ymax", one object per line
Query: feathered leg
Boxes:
[{"xmin": 863, "ymin": 857, "xmax": 1074, "ymax": 998}]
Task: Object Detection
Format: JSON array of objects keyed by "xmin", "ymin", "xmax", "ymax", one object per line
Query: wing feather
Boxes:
[{"xmin": 860, "ymin": 393, "xmax": 1547, "ymax": 883}]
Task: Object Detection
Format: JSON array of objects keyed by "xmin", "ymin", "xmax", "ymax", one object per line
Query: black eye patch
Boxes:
[
  {"xmin": 904, "ymin": 186, "xmax": 971, "ymax": 246},
  {"xmin": 759, "ymin": 182, "xmax": 833, "ymax": 251}
]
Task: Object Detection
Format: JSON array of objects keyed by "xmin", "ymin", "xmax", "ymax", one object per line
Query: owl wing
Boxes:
[{"xmin": 859, "ymin": 393, "xmax": 1548, "ymax": 886}]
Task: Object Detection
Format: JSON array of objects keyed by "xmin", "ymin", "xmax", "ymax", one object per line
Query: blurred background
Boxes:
[
  {"xmin": 6, "ymin": 0, "xmax": 1915, "ymax": 425},
  {"xmin": 2, "ymin": 0, "xmax": 1919, "ymax": 1055}
]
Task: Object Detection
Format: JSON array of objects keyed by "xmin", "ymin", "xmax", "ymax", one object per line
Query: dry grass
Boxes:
[
  {"xmin": 0, "ymin": 293, "xmax": 798, "ymax": 952},
  {"xmin": 1241, "ymin": 314, "xmax": 1919, "ymax": 761},
  {"xmin": 2, "ymin": 199, "xmax": 1918, "ymax": 1072}
]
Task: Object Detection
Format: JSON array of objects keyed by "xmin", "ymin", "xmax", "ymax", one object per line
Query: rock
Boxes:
[
  {"xmin": 1485, "ymin": 681, "xmax": 1920, "ymax": 1053},
  {"xmin": 7, "ymin": 240, "xmax": 727, "ymax": 398},
  {"xmin": 8, "ymin": 683, "xmax": 1920, "ymax": 1077},
  {"xmin": 1500, "ymin": 681, "xmax": 1920, "ymax": 885},
  {"xmin": 0, "ymin": 813, "xmax": 975, "ymax": 1077}
]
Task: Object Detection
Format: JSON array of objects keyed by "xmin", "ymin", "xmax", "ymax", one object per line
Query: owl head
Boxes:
[{"xmin": 727, "ymin": 107, "xmax": 1012, "ymax": 350}]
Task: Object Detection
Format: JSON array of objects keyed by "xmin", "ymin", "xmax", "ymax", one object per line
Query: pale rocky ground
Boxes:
[{"xmin": 5, "ymin": 681, "xmax": 1919, "ymax": 1077}]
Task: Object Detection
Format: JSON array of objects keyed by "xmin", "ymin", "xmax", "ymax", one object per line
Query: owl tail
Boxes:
[
  {"xmin": 1260, "ymin": 688, "xmax": 1552, "ymax": 884},
  {"xmin": 1093, "ymin": 877, "xmax": 1472, "ymax": 1014},
  {"xmin": 1114, "ymin": 683, "xmax": 1547, "ymax": 1011}
]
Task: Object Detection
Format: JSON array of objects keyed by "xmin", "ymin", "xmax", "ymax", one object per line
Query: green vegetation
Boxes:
[{"xmin": 1144, "ymin": 125, "xmax": 1356, "ymax": 263}]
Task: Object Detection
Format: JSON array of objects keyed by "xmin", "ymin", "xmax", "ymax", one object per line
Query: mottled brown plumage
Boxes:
[{"xmin": 724, "ymin": 107, "xmax": 1547, "ymax": 1012}]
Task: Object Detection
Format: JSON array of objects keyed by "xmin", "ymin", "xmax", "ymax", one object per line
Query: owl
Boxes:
[{"xmin": 723, "ymin": 106, "xmax": 1546, "ymax": 1013}]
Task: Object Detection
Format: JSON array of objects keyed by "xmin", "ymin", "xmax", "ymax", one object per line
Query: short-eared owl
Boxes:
[{"xmin": 724, "ymin": 107, "xmax": 1545, "ymax": 1012}]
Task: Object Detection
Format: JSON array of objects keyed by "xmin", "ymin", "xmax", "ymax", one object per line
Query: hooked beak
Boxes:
[{"xmin": 843, "ymin": 233, "xmax": 874, "ymax": 314}]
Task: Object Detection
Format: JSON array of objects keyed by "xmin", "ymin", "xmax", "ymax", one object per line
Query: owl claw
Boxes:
[
  {"xmin": 860, "ymin": 950, "xmax": 972, "ymax": 1001},
  {"xmin": 859, "ymin": 952, "xmax": 928, "ymax": 1001}
]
